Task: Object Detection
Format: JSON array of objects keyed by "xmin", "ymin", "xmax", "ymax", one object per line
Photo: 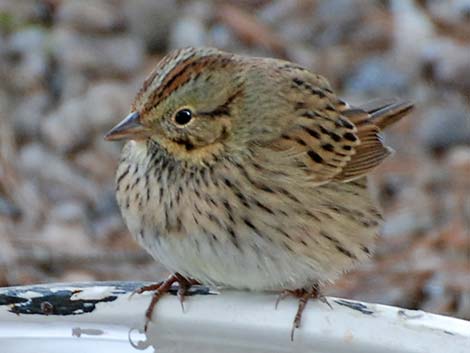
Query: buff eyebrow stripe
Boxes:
[{"xmin": 198, "ymin": 89, "xmax": 243, "ymax": 118}]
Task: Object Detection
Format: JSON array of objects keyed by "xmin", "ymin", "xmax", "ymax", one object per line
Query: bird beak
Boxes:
[{"xmin": 105, "ymin": 111, "xmax": 149, "ymax": 141}]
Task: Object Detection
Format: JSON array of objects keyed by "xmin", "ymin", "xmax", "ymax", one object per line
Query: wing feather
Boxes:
[{"xmin": 262, "ymin": 68, "xmax": 413, "ymax": 184}]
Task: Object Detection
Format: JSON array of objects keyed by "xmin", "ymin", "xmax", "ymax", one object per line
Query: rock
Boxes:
[
  {"xmin": 349, "ymin": 17, "xmax": 391, "ymax": 51},
  {"xmin": 209, "ymin": 24, "xmax": 241, "ymax": 50},
  {"xmin": 258, "ymin": 0, "xmax": 301, "ymax": 26},
  {"xmin": 84, "ymin": 82, "xmax": 133, "ymax": 132},
  {"xmin": 50, "ymin": 28, "xmax": 144, "ymax": 78},
  {"xmin": 378, "ymin": 174, "xmax": 409, "ymax": 206},
  {"xmin": 94, "ymin": 135, "xmax": 122, "ymax": 161},
  {"xmin": 421, "ymin": 40, "xmax": 470, "ymax": 92},
  {"xmin": 7, "ymin": 179, "xmax": 44, "ymax": 227},
  {"xmin": 6, "ymin": 27, "xmax": 48, "ymax": 91},
  {"xmin": 447, "ymin": 147, "xmax": 470, "ymax": 172},
  {"xmin": 309, "ymin": 0, "xmax": 370, "ymax": 47},
  {"xmin": 59, "ymin": 270, "xmax": 96, "ymax": 283},
  {"xmin": 18, "ymin": 143, "xmax": 99, "ymax": 203},
  {"xmin": 42, "ymin": 81, "xmax": 133, "ymax": 152},
  {"xmin": 89, "ymin": 187, "xmax": 125, "ymax": 239},
  {"xmin": 8, "ymin": 26, "xmax": 45, "ymax": 54},
  {"xmin": 123, "ymin": 0, "xmax": 178, "ymax": 52},
  {"xmin": 169, "ymin": 0, "xmax": 213, "ymax": 49},
  {"xmin": 50, "ymin": 201, "xmax": 86, "ymax": 224},
  {"xmin": 13, "ymin": 92, "xmax": 50, "ymax": 140},
  {"xmin": 306, "ymin": 46, "xmax": 354, "ymax": 88},
  {"xmin": 0, "ymin": 197, "xmax": 21, "ymax": 218},
  {"xmin": 0, "ymin": 1, "xmax": 36, "ymax": 24},
  {"xmin": 344, "ymin": 56, "xmax": 410, "ymax": 96},
  {"xmin": 418, "ymin": 101, "xmax": 470, "ymax": 154},
  {"xmin": 56, "ymin": 69, "xmax": 89, "ymax": 101},
  {"xmin": 73, "ymin": 144, "xmax": 119, "ymax": 182},
  {"xmin": 0, "ymin": 231, "xmax": 16, "ymax": 266},
  {"xmin": 170, "ymin": 16, "xmax": 207, "ymax": 49},
  {"xmin": 91, "ymin": 214, "xmax": 124, "ymax": 241},
  {"xmin": 0, "ymin": 0, "xmax": 58, "ymax": 27},
  {"xmin": 41, "ymin": 97, "xmax": 90, "ymax": 153},
  {"xmin": 39, "ymin": 222, "xmax": 94, "ymax": 255},
  {"xmin": 456, "ymin": 290, "xmax": 470, "ymax": 320},
  {"xmin": 94, "ymin": 187, "xmax": 120, "ymax": 216},
  {"xmin": 286, "ymin": 45, "xmax": 317, "ymax": 70},
  {"xmin": 421, "ymin": 271, "xmax": 470, "ymax": 317},
  {"xmin": 427, "ymin": 0, "xmax": 470, "ymax": 24},
  {"xmin": 391, "ymin": 0, "xmax": 435, "ymax": 74},
  {"xmin": 56, "ymin": 0, "xmax": 124, "ymax": 33},
  {"xmin": 382, "ymin": 207, "xmax": 433, "ymax": 237}
]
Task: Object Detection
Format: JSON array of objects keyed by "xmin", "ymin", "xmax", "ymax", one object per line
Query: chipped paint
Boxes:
[
  {"xmin": 0, "ymin": 283, "xmax": 469, "ymax": 352},
  {"xmin": 70, "ymin": 287, "xmax": 118, "ymax": 301},
  {"xmin": 168, "ymin": 285, "xmax": 216, "ymax": 296},
  {"xmin": 0, "ymin": 282, "xmax": 215, "ymax": 317},
  {"xmin": 71, "ymin": 327, "xmax": 104, "ymax": 337},
  {"xmin": 18, "ymin": 290, "xmax": 44, "ymax": 299},
  {"xmin": 0, "ymin": 282, "xmax": 133, "ymax": 316},
  {"xmin": 7, "ymin": 289, "xmax": 117, "ymax": 316},
  {"xmin": 334, "ymin": 299, "xmax": 374, "ymax": 315},
  {"xmin": 398, "ymin": 309, "xmax": 425, "ymax": 320}
]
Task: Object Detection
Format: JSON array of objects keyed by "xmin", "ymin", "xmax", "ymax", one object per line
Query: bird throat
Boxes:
[{"xmin": 148, "ymin": 137, "xmax": 225, "ymax": 167}]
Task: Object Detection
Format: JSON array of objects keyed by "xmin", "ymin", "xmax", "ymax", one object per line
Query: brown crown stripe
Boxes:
[
  {"xmin": 142, "ymin": 54, "xmax": 227, "ymax": 114},
  {"xmin": 142, "ymin": 52, "xmax": 198, "ymax": 112},
  {"xmin": 136, "ymin": 50, "xmax": 186, "ymax": 105}
]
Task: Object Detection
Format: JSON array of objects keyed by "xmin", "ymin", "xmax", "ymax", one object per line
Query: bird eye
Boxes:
[{"xmin": 174, "ymin": 109, "xmax": 193, "ymax": 126}]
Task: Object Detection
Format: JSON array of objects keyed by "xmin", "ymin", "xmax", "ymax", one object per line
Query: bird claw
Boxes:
[
  {"xmin": 275, "ymin": 290, "xmax": 293, "ymax": 310},
  {"xmin": 319, "ymin": 295, "xmax": 332, "ymax": 309},
  {"xmin": 177, "ymin": 287, "xmax": 186, "ymax": 313},
  {"xmin": 129, "ymin": 282, "xmax": 163, "ymax": 301},
  {"xmin": 275, "ymin": 284, "xmax": 325, "ymax": 341},
  {"xmin": 130, "ymin": 274, "xmax": 198, "ymax": 331}
]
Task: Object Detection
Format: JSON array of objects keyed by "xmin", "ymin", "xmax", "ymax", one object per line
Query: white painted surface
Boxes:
[{"xmin": 0, "ymin": 282, "xmax": 469, "ymax": 353}]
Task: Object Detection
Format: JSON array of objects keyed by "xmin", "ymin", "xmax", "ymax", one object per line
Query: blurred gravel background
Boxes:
[{"xmin": 0, "ymin": 0, "xmax": 469, "ymax": 321}]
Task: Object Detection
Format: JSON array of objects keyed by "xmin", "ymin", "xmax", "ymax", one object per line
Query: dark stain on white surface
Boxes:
[
  {"xmin": 0, "ymin": 281, "xmax": 215, "ymax": 316},
  {"xmin": 334, "ymin": 299, "xmax": 374, "ymax": 315},
  {"xmin": 72, "ymin": 327, "xmax": 105, "ymax": 337}
]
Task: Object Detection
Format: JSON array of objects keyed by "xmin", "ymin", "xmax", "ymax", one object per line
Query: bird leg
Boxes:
[
  {"xmin": 132, "ymin": 273, "xmax": 199, "ymax": 331},
  {"xmin": 275, "ymin": 284, "xmax": 331, "ymax": 341}
]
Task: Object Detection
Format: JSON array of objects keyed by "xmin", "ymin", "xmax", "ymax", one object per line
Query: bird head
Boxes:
[{"xmin": 105, "ymin": 47, "xmax": 251, "ymax": 164}]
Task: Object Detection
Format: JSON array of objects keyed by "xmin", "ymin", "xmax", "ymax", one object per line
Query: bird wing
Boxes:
[{"xmin": 262, "ymin": 71, "xmax": 413, "ymax": 184}]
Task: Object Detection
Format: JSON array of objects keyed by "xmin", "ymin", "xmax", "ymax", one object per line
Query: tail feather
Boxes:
[
  {"xmin": 361, "ymin": 99, "xmax": 414, "ymax": 130},
  {"xmin": 335, "ymin": 99, "xmax": 413, "ymax": 182}
]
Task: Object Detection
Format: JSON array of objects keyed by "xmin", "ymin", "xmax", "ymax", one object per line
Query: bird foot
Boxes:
[
  {"xmin": 275, "ymin": 284, "xmax": 330, "ymax": 341},
  {"xmin": 131, "ymin": 273, "xmax": 199, "ymax": 331}
]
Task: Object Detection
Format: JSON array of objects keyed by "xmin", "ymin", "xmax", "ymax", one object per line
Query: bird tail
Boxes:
[
  {"xmin": 359, "ymin": 98, "xmax": 414, "ymax": 130},
  {"xmin": 334, "ymin": 98, "xmax": 413, "ymax": 181}
]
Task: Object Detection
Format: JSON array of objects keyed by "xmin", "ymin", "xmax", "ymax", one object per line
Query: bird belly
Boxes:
[
  {"xmin": 116, "ymin": 155, "xmax": 379, "ymax": 292},
  {"xmin": 139, "ymin": 227, "xmax": 346, "ymax": 291}
]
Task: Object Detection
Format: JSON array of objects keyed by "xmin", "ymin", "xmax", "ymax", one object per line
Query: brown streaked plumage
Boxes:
[{"xmin": 105, "ymin": 47, "xmax": 413, "ymax": 339}]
